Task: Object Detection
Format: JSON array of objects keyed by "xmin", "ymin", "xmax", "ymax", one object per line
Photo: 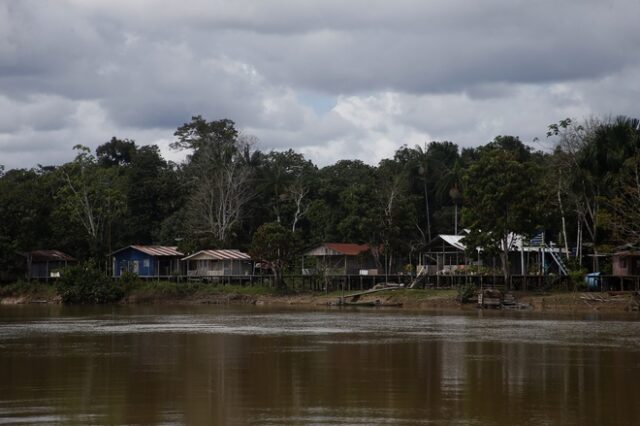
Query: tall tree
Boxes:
[
  {"xmin": 607, "ymin": 154, "xmax": 640, "ymax": 244},
  {"xmin": 258, "ymin": 150, "xmax": 315, "ymax": 229},
  {"xmin": 372, "ymin": 159, "xmax": 416, "ymax": 275},
  {"xmin": 250, "ymin": 222, "xmax": 298, "ymax": 288},
  {"xmin": 308, "ymin": 160, "xmax": 377, "ymax": 244},
  {"xmin": 462, "ymin": 140, "xmax": 542, "ymax": 280},
  {"xmin": 96, "ymin": 137, "xmax": 137, "ymax": 167},
  {"xmin": 56, "ymin": 145, "xmax": 126, "ymax": 258},
  {"xmin": 551, "ymin": 116, "xmax": 640, "ymax": 269},
  {"xmin": 0, "ymin": 167, "xmax": 57, "ymax": 273},
  {"xmin": 394, "ymin": 141, "xmax": 459, "ymax": 243},
  {"xmin": 436, "ymin": 160, "xmax": 464, "ymax": 235},
  {"xmin": 172, "ymin": 117, "xmax": 254, "ymax": 246}
]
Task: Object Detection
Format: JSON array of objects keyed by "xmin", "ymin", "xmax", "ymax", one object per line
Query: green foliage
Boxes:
[
  {"xmin": 0, "ymin": 280, "xmax": 57, "ymax": 298},
  {"xmin": 462, "ymin": 140, "xmax": 544, "ymax": 278},
  {"xmin": 172, "ymin": 116, "xmax": 253, "ymax": 244},
  {"xmin": 55, "ymin": 145, "xmax": 126, "ymax": 258},
  {"xmin": 56, "ymin": 261, "xmax": 123, "ymax": 304},
  {"xmin": 127, "ymin": 281, "xmax": 276, "ymax": 302},
  {"xmin": 118, "ymin": 271, "xmax": 142, "ymax": 293},
  {"xmin": 96, "ymin": 137, "xmax": 137, "ymax": 167},
  {"xmin": 3, "ymin": 113, "xmax": 640, "ymax": 282},
  {"xmin": 250, "ymin": 222, "xmax": 299, "ymax": 287},
  {"xmin": 457, "ymin": 283, "xmax": 477, "ymax": 303},
  {"xmin": 0, "ymin": 168, "xmax": 58, "ymax": 270}
]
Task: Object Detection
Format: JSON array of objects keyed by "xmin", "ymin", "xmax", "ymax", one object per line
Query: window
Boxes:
[{"xmin": 143, "ymin": 259, "xmax": 150, "ymax": 268}]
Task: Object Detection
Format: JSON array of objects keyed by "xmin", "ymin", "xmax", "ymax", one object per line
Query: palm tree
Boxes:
[
  {"xmin": 436, "ymin": 160, "xmax": 464, "ymax": 234},
  {"xmin": 414, "ymin": 143, "xmax": 434, "ymax": 242}
]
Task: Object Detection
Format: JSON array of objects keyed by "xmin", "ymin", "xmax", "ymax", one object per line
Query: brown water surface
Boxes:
[{"xmin": 0, "ymin": 305, "xmax": 639, "ymax": 425}]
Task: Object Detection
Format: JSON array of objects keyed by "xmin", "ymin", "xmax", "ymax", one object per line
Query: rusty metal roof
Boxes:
[
  {"xmin": 182, "ymin": 249, "xmax": 251, "ymax": 261},
  {"xmin": 306, "ymin": 243, "xmax": 370, "ymax": 256},
  {"xmin": 26, "ymin": 250, "xmax": 76, "ymax": 262},
  {"xmin": 111, "ymin": 245, "xmax": 183, "ymax": 257}
]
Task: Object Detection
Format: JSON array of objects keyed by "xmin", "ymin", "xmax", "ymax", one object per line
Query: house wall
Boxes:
[
  {"xmin": 612, "ymin": 254, "xmax": 640, "ymax": 276},
  {"xmin": 28, "ymin": 261, "xmax": 69, "ymax": 278},
  {"xmin": 347, "ymin": 256, "xmax": 378, "ymax": 274},
  {"xmin": 311, "ymin": 255, "xmax": 378, "ymax": 275},
  {"xmin": 113, "ymin": 248, "xmax": 157, "ymax": 277},
  {"xmin": 187, "ymin": 260, "xmax": 253, "ymax": 276}
]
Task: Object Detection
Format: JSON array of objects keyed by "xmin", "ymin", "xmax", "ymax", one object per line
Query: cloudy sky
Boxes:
[{"xmin": 1, "ymin": 0, "xmax": 639, "ymax": 170}]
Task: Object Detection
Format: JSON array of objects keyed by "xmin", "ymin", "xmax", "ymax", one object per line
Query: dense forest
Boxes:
[{"xmin": 1, "ymin": 115, "xmax": 639, "ymax": 278}]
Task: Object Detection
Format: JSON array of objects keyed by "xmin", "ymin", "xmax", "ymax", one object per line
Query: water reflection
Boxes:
[{"xmin": 0, "ymin": 306, "xmax": 638, "ymax": 425}]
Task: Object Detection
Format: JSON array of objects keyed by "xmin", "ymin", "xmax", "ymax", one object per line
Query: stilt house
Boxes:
[
  {"xmin": 111, "ymin": 245, "xmax": 183, "ymax": 277},
  {"xmin": 303, "ymin": 243, "xmax": 379, "ymax": 275},
  {"xmin": 423, "ymin": 232, "xmax": 568, "ymax": 276},
  {"xmin": 23, "ymin": 250, "xmax": 76, "ymax": 279},
  {"xmin": 612, "ymin": 246, "xmax": 640, "ymax": 276},
  {"xmin": 182, "ymin": 249, "xmax": 253, "ymax": 277}
]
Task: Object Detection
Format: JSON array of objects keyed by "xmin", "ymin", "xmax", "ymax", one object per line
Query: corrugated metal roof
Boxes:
[
  {"xmin": 306, "ymin": 243, "xmax": 370, "ymax": 256},
  {"xmin": 111, "ymin": 245, "xmax": 183, "ymax": 257},
  {"xmin": 182, "ymin": 249, "xmax": 251, "ymax": 261},
  {"xmin": 132, "ymin": 245, "xmax": 183, "ymax": 257},
  {"xmin": 26, "ymin": 250, "xmax": 76, "ymax": 262},
  {"xmin": 439, "ymin": 235, "xmax": 466, "ymax": 251},
  {"xmin": 434, "ymin": 233, "xmax": 566, "ymax": 253}
]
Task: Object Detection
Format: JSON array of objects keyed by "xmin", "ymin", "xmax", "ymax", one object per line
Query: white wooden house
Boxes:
[
  {"xmin": 182, "ymin": 249, "xmax": 253, "ymax": 277},
  {"xmin": 303, "ymin": 243, "xmax": 379, "ymax": 275}
]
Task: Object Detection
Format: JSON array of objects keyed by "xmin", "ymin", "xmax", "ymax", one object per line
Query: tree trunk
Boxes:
[
  {"xmin": 557, "ymin": 188, "xmax": 570, "ymax": 259},
  {"xmin": 273, "ymin": 267, "xmax": 286, "ymax": 289},
  {"xmin": 501, "ymin": 235, "xmax": 510, "ymax": 287},
  {"xmin": 423, "ymin": 178, "xmax": 431, "ymax": 242}
]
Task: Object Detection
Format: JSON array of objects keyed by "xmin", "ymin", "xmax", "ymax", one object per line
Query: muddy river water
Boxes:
[{"xmin": 0, "ymin": 305, "xmax": 639, "ymax": 425}]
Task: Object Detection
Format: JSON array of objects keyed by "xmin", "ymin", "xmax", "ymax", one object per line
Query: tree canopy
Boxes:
[{"xmin": 1, "ymin": 113, "xmax": 639, "ymax": 280}]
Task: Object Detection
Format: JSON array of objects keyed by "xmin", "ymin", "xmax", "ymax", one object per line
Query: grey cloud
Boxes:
[
  {"xmin": 0, "ymin": 95, "xmax": 77, "ymax": 133},
  {"xmin": 5, "ymin": 0, "xmax": 640, "ymax": 100},
  {"xmin": 0, "ymin": 0, "xmax": 639, "ymax": 170}
]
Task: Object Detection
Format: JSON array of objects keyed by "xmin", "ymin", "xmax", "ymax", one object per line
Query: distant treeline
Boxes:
[{"xmin": 1, "ymin": 115, "xmax": 639, "ymax": 277}]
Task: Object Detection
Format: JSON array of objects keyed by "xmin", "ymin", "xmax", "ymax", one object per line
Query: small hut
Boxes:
[
  {"xmin": 612, "ymin": 247, "xmax": 640, "ymax": 277},
  {"xmin": 23, "ymin": 250, "xmax": 76, "ymax": 280},
  {"xmin": 303, "ymin": 243, "xmax": 378, "ymax": 275},
  {"xmin": 182, "ymin": 249, "xmax": 253, "ymax": 277},
  {"xmin": 111, "ymin": 245, "xmax": 183, "ymax": 277}
]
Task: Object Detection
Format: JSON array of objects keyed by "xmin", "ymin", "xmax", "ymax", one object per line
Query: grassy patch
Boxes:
[
  {"xmin": 0, "ymin": 281, "xmax": 57, "ymax": 299},
  {"xmin": 126, "ymin": 281, "xmax": 280, "ymax": 300}
]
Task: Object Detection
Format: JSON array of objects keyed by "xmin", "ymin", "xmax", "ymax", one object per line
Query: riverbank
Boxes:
[{"xmin": 1, "ymin": 281, "xmax": 639, "ymax": 314}]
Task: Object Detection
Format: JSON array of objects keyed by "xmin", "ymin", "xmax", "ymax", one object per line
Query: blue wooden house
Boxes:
[{"xmin": 111, "ymin": 245, "xmax": 184, "ymax": 277}]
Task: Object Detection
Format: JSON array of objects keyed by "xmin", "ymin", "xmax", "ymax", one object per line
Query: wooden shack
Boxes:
[
  {"xmin": 111, "ymin": 245, "xmax": 183, "ymax": 277},
  {"xmin": 23, "ymin": 250, "xmax": 76, "ymax": 280},
  {"xmin": 612, "ymin": 249, "xmax": 640, "ymax": 277},
  {"xmin": 303, "ymin": 243, "xmax": 379, "ymax": 275},
  {"xmin": 182, "ymin": 249, "xmax": 253, "ymax": 277}
]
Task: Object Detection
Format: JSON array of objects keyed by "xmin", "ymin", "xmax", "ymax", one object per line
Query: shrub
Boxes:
[
  {"xmin": 119, "ymin": 271, "xmax": 142, "ymax": 293},
  {"xmin": 565, "ymin": 258, "xmax": 587, "ymax": 291},
  {"xmin": 457, "ymin": 283, "xmax": 477, "ymax": 303},
  {"xmin": 0, "ymin": 280, "xmax": 56, "ymax": 298},
  {"xmin": 56, "ymin": 261, "xmax": 124, "ymax": 304}
]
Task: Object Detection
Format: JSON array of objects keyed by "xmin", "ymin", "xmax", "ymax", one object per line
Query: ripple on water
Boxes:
[{"xmin": 0, "ymin": 310, "xmax": 639, "ymax": 350}]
